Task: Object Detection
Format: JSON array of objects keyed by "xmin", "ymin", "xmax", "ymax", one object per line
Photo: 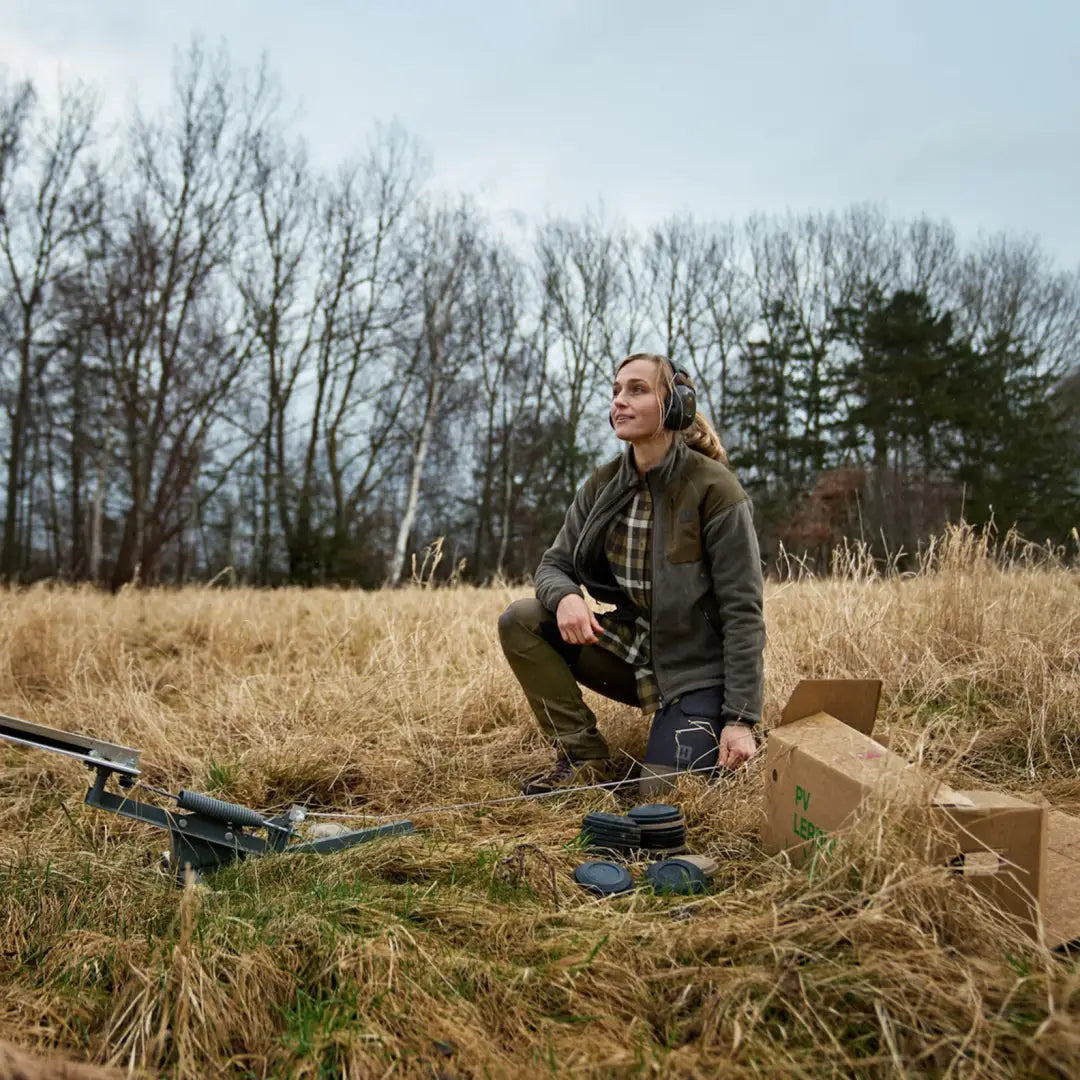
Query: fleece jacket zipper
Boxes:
[{"xmin": 647, "ymin": 469, "xmax": 665, "ymax": 710}]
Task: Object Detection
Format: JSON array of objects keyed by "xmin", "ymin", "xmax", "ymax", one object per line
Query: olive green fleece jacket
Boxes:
[{"xmin": 534, "ymin": 439, "xmax": 765, "ymax": 725}]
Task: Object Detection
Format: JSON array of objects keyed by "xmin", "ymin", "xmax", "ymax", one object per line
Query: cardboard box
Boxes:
[{"xmin": 763, "ymin": 679, "xmax": 1080, "ymax": 949}]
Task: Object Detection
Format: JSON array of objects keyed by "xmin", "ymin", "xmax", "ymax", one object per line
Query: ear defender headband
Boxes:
[{"xmin": 609, "ymin": 357, "xmax": 698, "ymax": 431}]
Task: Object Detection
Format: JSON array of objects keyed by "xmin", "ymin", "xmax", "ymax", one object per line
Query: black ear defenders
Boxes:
[
  {"xmin": 610, "ymin": 358, "xmax": 697, "ymax": 431},
  {"xmin": 664, "ymin": 362, "xmax": 697, "ymax": 431}
]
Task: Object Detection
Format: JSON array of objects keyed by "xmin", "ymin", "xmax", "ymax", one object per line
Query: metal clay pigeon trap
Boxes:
[{"xmin": 0, "ymin": 713, "xmax": 414, "ymax": 883}]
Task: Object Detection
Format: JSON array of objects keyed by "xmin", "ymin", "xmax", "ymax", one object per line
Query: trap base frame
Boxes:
[{"xmin": 0, "ymin": 713, "xmax": 413, "ymax": 882}]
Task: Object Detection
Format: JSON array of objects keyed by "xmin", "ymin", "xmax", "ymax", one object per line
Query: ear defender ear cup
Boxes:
[{"xmin": 664, "ymin": 363, "xmax": 697, "ymax": 431}]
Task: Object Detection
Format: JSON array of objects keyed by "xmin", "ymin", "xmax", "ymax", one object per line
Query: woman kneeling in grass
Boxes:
[{"xmin": 499, "ymin": 353, "xmax": 765, "ymax": 795}]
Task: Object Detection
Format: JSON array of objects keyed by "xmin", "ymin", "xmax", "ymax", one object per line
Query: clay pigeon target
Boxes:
[
  {"xmin": 628, "ymin": 804, "xmax": 682, "ymax": 825},
  {"xmin": 573, "ymin": 861, "xmax": 635, "ymax": 896},
  {"xmin": 646, "ymin": 858, "xmax": 709, "ymax": 895}
]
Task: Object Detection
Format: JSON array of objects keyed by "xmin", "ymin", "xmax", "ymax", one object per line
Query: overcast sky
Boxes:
[{"xmin": 1, "ymin": 0, "xmax": 1077, "ymax": 268}]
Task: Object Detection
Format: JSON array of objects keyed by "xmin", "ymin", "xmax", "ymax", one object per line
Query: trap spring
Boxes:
[{"xmin": 0, "ymin": 713, "xmax": 414, "ymax": 883}]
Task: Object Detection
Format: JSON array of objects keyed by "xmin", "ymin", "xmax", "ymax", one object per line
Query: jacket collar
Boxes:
[{"xmin": 620, "ymin": 437, "xmax": 688, "ymax": 490}]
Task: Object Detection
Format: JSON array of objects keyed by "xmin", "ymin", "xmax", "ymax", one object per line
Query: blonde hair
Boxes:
[{"xmin": 615, "ymin": 353, "xmax": 728, "ymax": 464}]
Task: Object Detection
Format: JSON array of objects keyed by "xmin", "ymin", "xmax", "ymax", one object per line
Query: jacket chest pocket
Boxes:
[{"xmin": 667, "ymin": 504, "xmax": 702, "ymax": 564}]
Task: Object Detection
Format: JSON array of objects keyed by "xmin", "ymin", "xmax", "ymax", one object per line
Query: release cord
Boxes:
[{"xmin": 301, "ymin": 762, "xmax": 731, "ymax": 823}]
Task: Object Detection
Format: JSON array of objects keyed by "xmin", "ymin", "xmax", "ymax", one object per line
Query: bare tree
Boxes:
[
  {"xmin": 535, "ymin": 213, "xmax": 627, "ymax": 496},
  {"xmin": 388, "ymin": 200, "xmax": 479, "ymax": 586},
  {"xmin": 462, "ymin": 236, "xmax": 543, "ymax": 578},
  {"xmin": 896, "ymin": 215, "xmax": 958, "ymax": 299},
  {"xmin": 233, "ymin": 127, "xmax": 313, "ymax": 582},
  {"xmin": 321, "ymin": 129, "xmax": 425, "ymax": 577},
  {"xmin": 246, "ymin": 127, "xmax": 424, "ymax": 584},
  {"xmin": 950, "ymin": 234, "xmax": 1080, "ymax": 379},
  {"xmin": 91, "ymin": 43, "xmax": 275, "ymax": 587},
  {"xmin": 0, "ymin": 77, "xmax": 97, "ymax": 580},
  {"xmin": 641, "ymin": 216, "xmax": 754, "ymax": 435}
]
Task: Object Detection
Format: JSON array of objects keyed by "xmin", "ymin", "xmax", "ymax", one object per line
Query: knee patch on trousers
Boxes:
[{"xmin": 643, "ymin": 687, "xmax": 723, "ymax": 773}]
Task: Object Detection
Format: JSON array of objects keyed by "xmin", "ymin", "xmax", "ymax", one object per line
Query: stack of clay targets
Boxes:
[
  {"xmin": 573, "ymin": 860, "xmax": 635, "ymax": 896},
  {"xmin": 645, "ymin": 855, "xmax": 719, "ymax": 896},
  {"xmin": 627, "ymin": 804, "xmax": 687, "ymax": 854},
  {"xmin": 579, "ymin": 811, "xmax": 642, "ymax": 854}
]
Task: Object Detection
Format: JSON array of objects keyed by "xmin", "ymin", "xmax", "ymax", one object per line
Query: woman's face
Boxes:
[{"xmin": 611, "ymin": 357, "xmax": 666, "ymax": 441}]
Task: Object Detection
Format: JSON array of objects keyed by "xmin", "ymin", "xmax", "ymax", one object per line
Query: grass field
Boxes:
[{"xmin": 1, "ymin": 526, "xmax": 1078, "ymax": 1078}]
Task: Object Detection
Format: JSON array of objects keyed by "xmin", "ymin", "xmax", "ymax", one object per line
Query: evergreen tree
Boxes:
[
  {"xmin": 729, "ymin": 300, "xmax": 842, "ymax": 550},
  {"xmin": 957, "ymin": 334, "xmax": 1080, "ymax": 542},
  {"xmin": 833, "ymin": 289, "xmax": 1080, "ymax": 547},
  {"xmin": 832, "ymin": 289, "xmax": 975, "ymax": 546}
]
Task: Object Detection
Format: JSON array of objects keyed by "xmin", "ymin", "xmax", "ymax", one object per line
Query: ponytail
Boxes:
[
  {"xmin": 682, "ymin": 412, "xmax": 728, "ymax": 463},
  {"xmin": 672, "ymin": 369, "xmax": 728, "ymax": 463}
]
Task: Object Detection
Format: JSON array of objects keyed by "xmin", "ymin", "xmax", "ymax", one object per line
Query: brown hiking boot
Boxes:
[{"xmin": 519, "ymin": 755, "xmax": 614, "ymax": 796}]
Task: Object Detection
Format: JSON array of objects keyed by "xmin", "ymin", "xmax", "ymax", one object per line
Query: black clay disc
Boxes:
[
  {"xmin": 582, "ymin": 833, "xmax": 640, "ymax": 847},
  {"xmin": 573, "ymin": 861, "xmax": 635, "ymax": 896},
  {"xmin": 582, "ymin": 824, "xmax": 642, "ymax": 839},
  {"xmin": 636, "ymin": 817, "xmax": 686, "ymax": 831},
  {"xmin": 646, "ymin": 859, "xmax": 708, "ymax": 895},
  {"xmin": 628, "ymin": 804, "xmax": 682, "ymax": 825},
  {"xmin": 583, "ymin": 812, "xmax": 638, "ymax": 829},
  {"xmin": 581, "ymin": 825, "xmax": 642, "ymax": 841},
  {"xmin": 640, "ymin": 830, "xmax": 687, "ymax": 846}
]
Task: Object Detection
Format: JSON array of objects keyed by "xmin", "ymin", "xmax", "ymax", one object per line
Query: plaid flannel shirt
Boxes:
[{"xmin": 595, "ymin": 482, "xmax": 662, "ymax": 714}]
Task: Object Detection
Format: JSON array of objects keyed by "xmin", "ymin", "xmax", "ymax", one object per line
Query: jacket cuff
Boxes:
[
  {"xmin": 721, "ymin": 707, "xmax": 759, "ymax": 727},
  {"xmin": 538, "ymin": 584, "xmax": 584, "ymax": 615}
]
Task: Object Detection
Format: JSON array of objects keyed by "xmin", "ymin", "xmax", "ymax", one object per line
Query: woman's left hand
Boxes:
[{"xmin": 718, "ymin": 723, "xmax": 756, "ymax": 770}]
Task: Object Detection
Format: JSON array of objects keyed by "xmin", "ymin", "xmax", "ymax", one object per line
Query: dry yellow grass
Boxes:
[
  {"xmin": 0, "ymin": 1038, "xmax": 124, "ymax": 1079},
  {"xmin": 1, "ymin": 526, "xmax": 1078, "ymax": 1078}
]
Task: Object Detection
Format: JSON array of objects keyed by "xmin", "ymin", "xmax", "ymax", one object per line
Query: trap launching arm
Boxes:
[{"xmin": 1, "ymin": 713, "xmax": 413, "ymax": 882}]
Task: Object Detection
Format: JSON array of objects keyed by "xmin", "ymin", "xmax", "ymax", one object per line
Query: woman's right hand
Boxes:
[{"xmin": 556, "ymin": 594, "xmax": 604, "ymax": 645}]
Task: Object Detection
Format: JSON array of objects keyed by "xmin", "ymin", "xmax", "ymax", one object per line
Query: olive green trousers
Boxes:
[{"xmin": 497, "ymin": 598, "xmax": 638, "ymax": 760}]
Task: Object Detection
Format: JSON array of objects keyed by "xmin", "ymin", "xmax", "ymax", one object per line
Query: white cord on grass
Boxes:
[{"xmin": 301, "ymin": 762, "xmax": 731, "ymax": 822}]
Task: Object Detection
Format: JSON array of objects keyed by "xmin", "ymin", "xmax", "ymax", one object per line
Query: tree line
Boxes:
[{"xmin": 2, "ymin": 44, "xmax": 1078, "ymax": 588}]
